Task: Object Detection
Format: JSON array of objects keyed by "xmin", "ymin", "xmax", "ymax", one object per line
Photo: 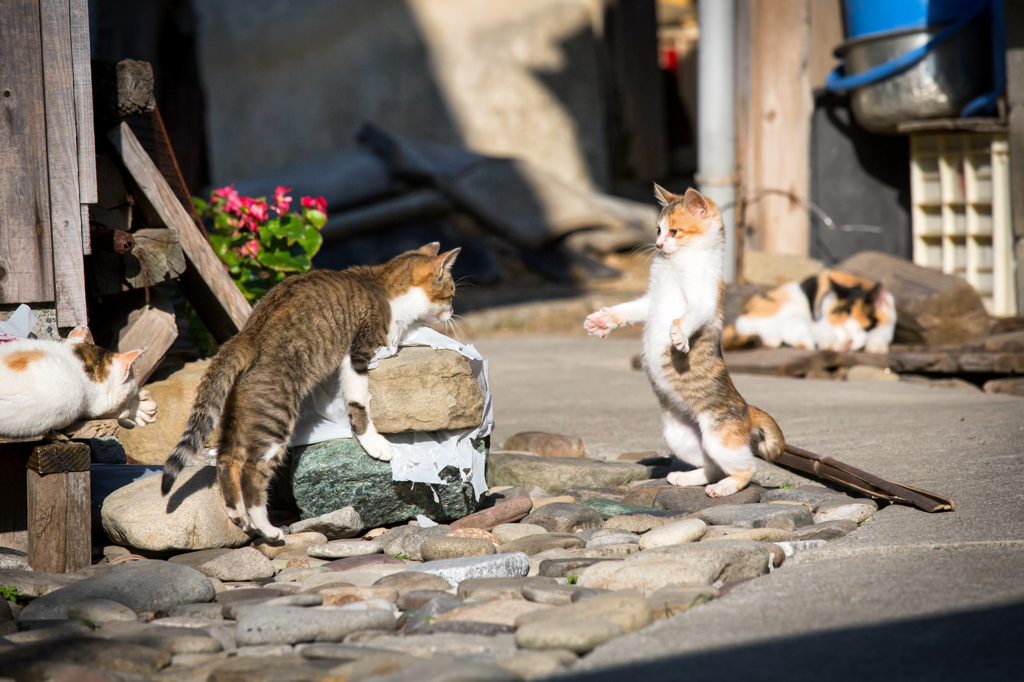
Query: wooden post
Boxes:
[
  {"xmin": 27, "ymin": 469, "xmax": 91, "ymax": 574},
  {"xmin": 737, "ymin": 0, "xmax": 813, "ymax": 256},
  {"xmin": 109, "ymin": 122, "xmax": 251, "ymax": 342},
  {"xmin": 40, "ymin": 0, "xmax": 87, "ymax": 327},
  {"xmin": 1005, "ymin": 1, "xmax": 1024, "ymax": 312},
  {"xmin": 0, "ymin": 0, "xmax": 56, "ymax": 306}
]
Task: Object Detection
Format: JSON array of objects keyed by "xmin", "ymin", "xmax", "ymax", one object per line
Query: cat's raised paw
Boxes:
[
  {"xmin": 584, "ymin": 308, "xmax": 621, "ymax": 338},
  {"xmin": 667, "ymin": 470, "xmax": 707, "ymax": 487},
  {"xmin": 359, "ymin": 431, "xmax": 395, "ymax": 461},
  {"xmin": 670, "ymin": 324, "xmax": 689, "ymax": 353}
]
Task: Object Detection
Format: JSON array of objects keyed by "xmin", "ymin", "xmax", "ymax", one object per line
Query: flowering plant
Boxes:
[{"xmin": 194, "ymin": 186, "xmax": 327, "ymax": 300}]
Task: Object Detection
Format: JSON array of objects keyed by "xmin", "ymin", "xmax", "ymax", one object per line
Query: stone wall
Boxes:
[{"xmin": 194, "ymin": 0, "xmax": 609, "ymax": 190}]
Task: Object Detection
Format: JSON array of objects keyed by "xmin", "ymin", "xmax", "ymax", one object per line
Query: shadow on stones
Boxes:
[{"xmin": 165, "ymin": 466, "xmax": 217, "ymax": 515}]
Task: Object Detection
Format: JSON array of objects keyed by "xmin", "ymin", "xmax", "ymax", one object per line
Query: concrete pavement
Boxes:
[{"xmin": 471, "ymin": 335, "xmax": 1024, "ymax": 680}]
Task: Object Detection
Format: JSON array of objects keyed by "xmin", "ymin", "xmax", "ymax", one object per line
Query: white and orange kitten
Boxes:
[
  {"xmin": 0, "ymin": 327, "xmax": 157, "ymax": 438},
  {"xmin": 585, "ymin": 186, "xmax": 784, "ymax": 497}
]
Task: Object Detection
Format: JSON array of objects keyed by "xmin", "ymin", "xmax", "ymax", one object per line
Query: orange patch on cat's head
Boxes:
[
  {"xmin": 653, "ymin": 186, "xmax": 721, "ymax": 254},
  {"xmin": 410, "ymin": 247, "xmax": 461, "ymax": 304},
  {"xmin": 3, "ymin": 349, "xmax": 44, "ymax": 372}
]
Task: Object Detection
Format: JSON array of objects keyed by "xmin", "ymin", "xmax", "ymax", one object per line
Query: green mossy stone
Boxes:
[
  {"xmin": 582, "ymin": 498, "xmax": 656, "ymax": 520},
  {"xmin": 290, "ymin": 438, "xmax": 484, "ymax": 527}
]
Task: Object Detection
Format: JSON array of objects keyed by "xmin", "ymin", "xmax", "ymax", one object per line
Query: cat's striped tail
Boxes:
[
  {"xmin": 161, "ymin": 339, "xmax": 254, "ymax": 495},
  {"xmin": 749, "ymin": 405, "xmax": 784, "ymax": 462}
]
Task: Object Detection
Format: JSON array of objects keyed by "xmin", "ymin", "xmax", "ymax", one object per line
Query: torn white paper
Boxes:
[
  {"xmin": 0, "ymin": 305, "xmax": 36, "ymax": 343},
  {"xmin": 290, "ymin": 328, "xmax": 494, "ymax": 499}
]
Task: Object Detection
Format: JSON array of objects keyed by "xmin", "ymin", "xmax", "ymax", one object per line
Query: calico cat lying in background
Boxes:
[
  {"xmin": 0, "ymin": 327, "xmax": 157, "ymax": 438},
  {"xmin": 723, "ymin": 270, "xmax": 897, "ymax": 353}
]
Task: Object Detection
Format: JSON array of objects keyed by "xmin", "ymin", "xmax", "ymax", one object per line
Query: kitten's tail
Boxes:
[
  {"xmin": 721, "ymin": 323, "xmax": 761, "ymax": 351},
  {"xmin": 749, "ymin": 406, "xmax": 784, "ymax": 462},
  {"xmin": 161, "ymin": 339, "xmax": 254, "ymax": 495}
]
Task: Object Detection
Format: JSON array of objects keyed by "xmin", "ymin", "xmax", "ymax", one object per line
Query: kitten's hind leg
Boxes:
[
  {"xmin": 241, "ymin": 443, "xmax": 287, "ymax": 541},
  {"xmin": 662, "ymin": 411, "xmax": 708, "ymax": 487},
  {"xmin": 340, "ymin": 353, "xmax": 394, "ymax": 461},
  {"xmin": 216, "ymin": 397, "xmax": 253, "ymax": 532},
  {"xmin": 700, "ymin": 418, "xmax": 757, "ymax": 497}
]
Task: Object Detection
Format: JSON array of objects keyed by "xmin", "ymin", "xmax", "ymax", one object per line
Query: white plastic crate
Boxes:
[{"xmin": 910, "ymin": 132, "xmax": 1016, "ymax": 316}]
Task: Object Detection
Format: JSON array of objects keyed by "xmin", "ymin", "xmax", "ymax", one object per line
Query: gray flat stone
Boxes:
[
  {"xmin": 308, "ymin": 539, "xmax": 382, "ymax": 559},
  {"xmin": 579, "ymin": 540, "xmax": 772, "ymax": 591},
  {"xmin": 521, "ymin": 583, "xmax": 579, "ymax": 605},
  {"xmin": 491, "ymin": 523, "xmax": 548, "ymax": 544},
  {"xmin": 355, "ymin": 632, "xmax": 518, "ymax": 659},
  {"xmin": 288, "ymin": 507, "xmax": 363, "ymax": 539},
  {"xmin": 486, "ymin": 452, "xmax": 648, "ymax": 495},
  {"xmin": 0, "ymin": 638, "xmax": 171, "ymax": 678},
  {"xmin": 399, "ymin": 594, "xmax": 466, "ymax": 633},
  {"xmin": 400, "ymin": 553, "xmax": 530, "ymax": 588},
  {"xmin": 698, "ymin": 503, "xmax": 813, "ymax": 530},
  {"xmin": 584, "ymin": 529, "xmax": 641, "ymax": 548},
  {"xmin": 198, "ymin": 547, "xmax": 276, "ymax": 582},
  {"xmin": 813, "ymin": 499, "xmax": 879, "ymax": 524},
  {"xmin": 412, "ymin": 620, "xmax": 517, "ymax": 636},
  {"xmin": 0, "ymin": 548, "xmax": 30, "ymax": 571},
  {"xmin": 374, "ymin": 572, "xmax": 454, "ymax": 596},
  {"xmin": 760, "ymin": 488, "xmax": 849, "ymax": 509},
  {"xmin": 496, "ymin": 650, "xmax": 578, "ymax": 680},
  {"xmin": 538, "ymin": 558, "xmax": 622, "ymax": 578},
  {"xmin": 789, "ymin": 519, "xmax": 859, "ymax": 542},
  {"xmin": 66, "ymin": 598, "xmax": 137, "ymax": 623},
  {"xmin": 523, "ymin": 503, "xmax": 604, "ymax": 533},
  {"xmin": 235, "ymin": 605, "xmax": 395, "ymax": 645},
  {"xmin": 654, "ymin": 485, "xmax": 762, "ymax": 513},
  {"xmin": 376, "ymin": 525, "xmax": 453, "ymax": 561},
  {"xmin": 19, "ymin": 560, "xmax": 215, "ymax": 621},
  {"xmin": 168, "ymin": 548, "xmax": 234, "ymax": 570},
  {"xmin": 456, "ymin": 577, "xmax": 557, "ymax": 601},
  {"xmin": 498, "ymin": 533, "xmax": 585, "ymax": 556},
  {"xmin": 396, "ymin": 590, "xmax": 451, "ymax": 611},
  {"xmin": 0, "ymin": 568, "xmax": 81, "ymax": 598},
  {"xmin": 602, "ymin": 511, "xmax": 694, "ymax": 534},
  {"xmin": 515, "ymin": 589, "xmax": 653, "ymax": 634},
  {"xmin": 168, "ymin": 602, "xmax": 228, "ymax": 620},
  {"xmin": 515, "ymin": 616, "xmax": 623, "ymax": 653}
]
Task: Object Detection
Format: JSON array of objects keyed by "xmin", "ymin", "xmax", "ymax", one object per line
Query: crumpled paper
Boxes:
[
  {"xmin": 0, "ymin": 305, "xmax": 36, "ymax": 343},
  {"xmin": 289, "ymin": 328, "xmax": 494, "ymax": 499}
]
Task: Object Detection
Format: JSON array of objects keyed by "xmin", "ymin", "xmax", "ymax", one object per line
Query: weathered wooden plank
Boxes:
[
  {"xmin": 87, "ymin": 228, "xmax": 185, "ymax": 296},
  {"xmin": 69, "ymin": 0, "xmax": 96, "ymax": 206},
  {"xmin": 110, "ymin": 122, "xmax": 251, "ymax": 341},
  {"xmin": 80, "ymin": 204, "xmax": 90, "ymax": 254},
  {"xmin": 114, "ymin": 290, "xmax": 178, "ymax": 385},
  {"xmin": 0, "ymin": 0, "xmax": 56, "ymax": 305},
  {"xmin": 40, "ymin": 0, "xmax": 87, "ymax": 327},
  {"xmin": 27, "ymin": 441, "xmax": 91, "ymax": 474},
  {"xmin": 92, "ymin": 59, "xmax": 155, "ymax": 120},
  {"xmin": 27, "ymin": 469, "xmax": 91, "ymax": 574}
]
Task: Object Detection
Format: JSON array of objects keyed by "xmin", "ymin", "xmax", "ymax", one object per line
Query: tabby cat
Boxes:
[
  {"xmin": 161, "ymin": 243, "xmax": 460, "ymax": 539},
  {"xmin": 585, "ymin": 186, "xmax": 784, "ymax": 497},
  {"xmin": 723, "ymin": 271, "xmax": 896, "ymax": 353}
]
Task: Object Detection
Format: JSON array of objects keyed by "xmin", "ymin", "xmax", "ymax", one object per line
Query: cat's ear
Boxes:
[
  {"xmin": 113, "ymin": 349, "xmax": 145, "ymax": 381},
  {"xmin": 867, "ymin": 282, "xmax": 887, "ymax": 304},
  {"xmin": 67, "ymin": 326, "xmax": 94, "ymax": 345},
  {"xmin": 416, "ymin": 242, "xmax": 441, "ymax": 257},
  {"xmin": 829, "ymin": 279, "xmax": 854, "ymax": 299},
  {"xmin": 654, "ymin": 184, "xmax": 681, "ymax": 207},
  {"xmin": 682, "ymin": 188, "xmax": 709, "ymax": 219},
  {"xmin": 434, "ymin": 248, "xmax": 461, "ymax": 275}
]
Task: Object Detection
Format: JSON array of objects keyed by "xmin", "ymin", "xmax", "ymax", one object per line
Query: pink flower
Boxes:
[
  {"xmin": 301, "ymin": 196, "xmax": 327, "ymax": 213},
  {"xmin": 239, "ymin": 240, "xmax": 259, "ymax": 258},
  {"xmin": 248, "ymin": 199, "xmax": 268, "ymax": 223},
  {"xmin": 214, "ymin": 185, "xmax": 242, "ymax": 214},
  {"xmin": 273, "ymin": 186, "xmax": 292, "ymax": 216}
]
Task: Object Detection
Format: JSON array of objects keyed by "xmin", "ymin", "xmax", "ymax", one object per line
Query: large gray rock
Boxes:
[
  {"xmin": 523, "ymin": 503, "xmax": 603, "ymax": 533},
  {"xmin": 19, "ymin": 561, "xmax": 216, "ymax": 621},
  {"xmin": 288, "ymin": 507, "xmax": 363, "ymax": 539},
  {"xmin": 101, "ymin": 466, "xmax": 251, "ymax": 551},
  {"xmin": 486, "ymin": 453, "xmax": 648, "ymax": 496},
  {"xmin": 578, "ymin": 540, "xmax": 771, "ymax": 592},
  {"xmin": 198, "ymin": 547, "xmax": 276, "ymax": 582},
  {"xmin": 369, "ymin": 347, "xmax": 484, "ymax": 433},
  {"xmin": 290, "ymin": 440, "xmax": 482, "ymax": 527},
  {"xmin": 235, "ymin": 605, "xmax": 395, "ymax": 646}
]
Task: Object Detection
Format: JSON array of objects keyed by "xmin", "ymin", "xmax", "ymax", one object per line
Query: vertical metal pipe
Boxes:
[{"xmin": 698, "ymin": 0, "xmax": 737, "ymax": 282}]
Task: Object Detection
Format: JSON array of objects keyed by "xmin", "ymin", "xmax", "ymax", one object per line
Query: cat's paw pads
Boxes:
[
  {"xmin": 705, "ymin": 480, "xmax": 739, "ymax": 498},
  {"xmin": 669, "ymin": 324, "xmax": 689, "ymax": 353},
  {"xmin": 584, "ymin": 308, "xmax": 621, "ymax": 338},
  {"xmin": 359, "ymin": 432, "xmax": 394, "ymax": 461}
]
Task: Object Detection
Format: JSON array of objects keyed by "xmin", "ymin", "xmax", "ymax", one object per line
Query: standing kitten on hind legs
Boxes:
[{"xmin": 585, "ymin": 185, "xmax": 784, "ymax": 497}]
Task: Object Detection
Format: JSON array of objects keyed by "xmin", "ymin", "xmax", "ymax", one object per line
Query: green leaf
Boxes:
[
  {"xmin": 192, "ymin": 196, "xmax": 208, "ymax": 212},
  {"xmin": 297, "ymin": 223, "xmax": 323, "ymax": 257},
  {"xmin": 280, "ymin": 215, "xmax": 306, "ymax": 244},
  {"xmin": 257, "ymin": 250, "xmax": 308, "ymax": 272},
  {"xmin": 304, "ymin": 208, "xmax": 327, "ymax": 230}
]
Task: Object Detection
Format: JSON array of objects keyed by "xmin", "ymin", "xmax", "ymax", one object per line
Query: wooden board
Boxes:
[
  {"xmin": 27, "ymin": 469, "xmax": 91, "ymax": 574},
  {"xmin": 114, "ymin": 290, "xmax": 178, "ymax": 385},
  {"xmin": 69, "ymin": 0, "xmax": 96, "ymax": 206},
  {"xmin": 109, "ymin": 122, "xmax": 251, "ymax": 341},
  {"xmin": 27, "ymin": 441, "xmax": 91, "ymax": 474},
  {"xmin": 40, "ymin": 0, "xmax": 87, "ymax": 327},
  {"xmin": 0, "ymin": 0, "xmax": 56, "ymax": 305}
]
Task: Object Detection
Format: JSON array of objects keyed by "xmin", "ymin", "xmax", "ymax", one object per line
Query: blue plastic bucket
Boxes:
[{"xmin": 843, "ymin": 0, "xmax": 983, "ymax": 39}]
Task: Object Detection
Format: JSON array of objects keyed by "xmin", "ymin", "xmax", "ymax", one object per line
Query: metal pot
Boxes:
[{"xmin": 837, "ymin": 22, "xmax": 992, "ymax": 134}]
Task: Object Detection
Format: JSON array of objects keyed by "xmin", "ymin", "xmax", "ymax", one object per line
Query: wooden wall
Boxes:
[{"xmin": 0, "ymin": 0, "xmax": 95, "ymax": 327}]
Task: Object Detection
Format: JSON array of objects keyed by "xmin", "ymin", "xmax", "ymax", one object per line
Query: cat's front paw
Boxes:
[
  {"xmin": 669, "ymin": 322, "xmax": 689, "ymax": 353},
  {"xmin": 358, "ymin": 431, "xmax": 394, "ymax": 461},
  {"xmin": 584, "ymin": 308, "xmax": 621, "ymax": 338},
  {"xmin": 133, "ymin": 390, "xmax": 157, "ymax": 426},
  {"xmin": 706, "ymin": 479, "xmax": 740, "ymax": 497}
]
